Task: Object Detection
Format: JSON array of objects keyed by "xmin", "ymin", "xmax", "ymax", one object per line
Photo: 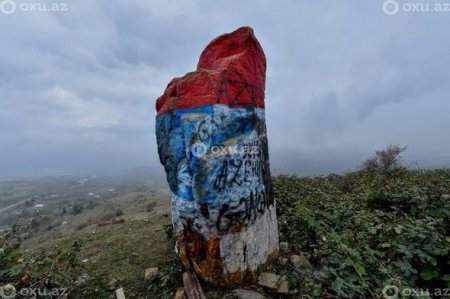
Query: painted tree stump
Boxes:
[{"xmin": 155, "ymin": 27, "xmax": 279, "ymax": 285}]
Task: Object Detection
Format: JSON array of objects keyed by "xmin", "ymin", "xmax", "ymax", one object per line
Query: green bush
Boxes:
[
  {"xmin": 362, "ymin": 144, "xmax": 407, "ymax": 172},
  {"xmin": 275, "ymin": 169, "xmax": 450, "ymax": 298}
]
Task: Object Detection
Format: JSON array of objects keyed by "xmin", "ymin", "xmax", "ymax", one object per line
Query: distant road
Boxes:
[{"xmin": 0, "ymin": 199, "xmax": 30, "ymax": 214}]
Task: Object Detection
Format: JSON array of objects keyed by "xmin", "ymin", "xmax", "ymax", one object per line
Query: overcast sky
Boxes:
[{"xmin": 0, "ymin": 0, "xmax": 449, "ymax": 176}]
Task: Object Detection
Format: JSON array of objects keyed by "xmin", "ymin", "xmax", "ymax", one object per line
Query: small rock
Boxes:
[
  {"xmin": 174, "ymin": 287, "xmax": 186, "ymax": 299},
  {"xmin": 21, "ymin": 274, "xmax": 31, "ymax": 284},
  {"xmin": 144, "ymin": 267, "xmax": 159, "ymax": 280},
  {"xmin": 276, "ymin": 276, "xmax": 297, "ymax": 294},
  {"xmin": 257, "ymin": 272, "xmax": 281, "ymax": 289},
  {"xmin": 233, "ymin": 289, "xmax": 266, "ymax": 299},
  {"xmin": 257, "ymin": 273, "xmax": 297, "ymax": 295},
  {"xmin": 115, "ymin": 288, "xmax": 125, "ymax": 299},
  {"xmin": 75, "ymin": 273, "xmax": 90, "ymax": 286},
  {"xmin": 290, "ymin": 254, "xmax": 312, "ymax": 270},
  {"xmin": 277, "ymin": 277, "xmax": 290, "ymax": 294}
]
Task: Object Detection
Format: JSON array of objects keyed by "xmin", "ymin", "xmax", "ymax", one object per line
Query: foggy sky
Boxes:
[{"xmin": 1, "ymin": 0, "xmax": 450, "ymax": 176}]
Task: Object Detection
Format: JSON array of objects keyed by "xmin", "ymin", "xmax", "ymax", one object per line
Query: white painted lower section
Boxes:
[{"xmin": 219, "ymin": 205, "xmax": 279, "ymax": 274}]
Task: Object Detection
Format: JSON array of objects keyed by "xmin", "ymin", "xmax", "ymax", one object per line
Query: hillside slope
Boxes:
[{"xmin": 1, "ymin": 169, "xmax": 449, "ymax": 298}]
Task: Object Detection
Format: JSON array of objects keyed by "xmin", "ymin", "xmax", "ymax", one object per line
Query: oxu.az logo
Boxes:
[
  {"xmin": 0, "ymin": 284, "xmax": 69, "ymax": 298},
  {"xmin": 0, "ymin": 0, "xmax": 68, "ymax": 15},
  {"xmin": 0, "ymin": 284, "xmax": 16, "ymax": 299}
]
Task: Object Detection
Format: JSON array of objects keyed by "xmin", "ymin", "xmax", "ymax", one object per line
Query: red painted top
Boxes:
[{"xmin": 156, "ymin": 27, "xmax": 266, "ymax": 115}]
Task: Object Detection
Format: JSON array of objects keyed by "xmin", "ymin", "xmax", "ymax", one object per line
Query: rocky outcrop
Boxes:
[{"xmin": 155, "ymin": 27, "xmax": 279, "ymax": 285}]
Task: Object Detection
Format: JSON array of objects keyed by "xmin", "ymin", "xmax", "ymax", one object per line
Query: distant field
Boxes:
[
  {"xmin": 0, "ymin": 175, "xmax": 170, "ymax": 240},
  {"xmin": 0, "ymin": 175, "xmax": 174, "ymax": 298}
]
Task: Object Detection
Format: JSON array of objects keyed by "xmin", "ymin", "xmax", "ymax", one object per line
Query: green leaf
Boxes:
[
  {"xmin": 420, "ymin": 268, "xmax": 439, "ymax": 280},
  {"xmin": 331, "ymin": 277, "xmax": 345, "ymax": 292},
  {"xmin": 287, "ymin": 276, "xmax": 298, "ymax": 290},
  {"xmin": 354, "ymin": 262, "xmax": 366, "ymax": 275}
]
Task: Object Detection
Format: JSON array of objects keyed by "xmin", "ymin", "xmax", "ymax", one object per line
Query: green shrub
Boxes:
[
  {"xmin": 274, "ymin": 168, "xmax": 450, "ymax": 298},
  {"xmin": 362, "ymin": 144, "xmax": 407, "ymax": 172}
]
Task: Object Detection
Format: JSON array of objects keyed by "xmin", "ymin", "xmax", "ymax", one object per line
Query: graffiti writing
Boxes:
[{"xmin": 216, "ymin": 187, "xmax": 272, "ymax": 234}]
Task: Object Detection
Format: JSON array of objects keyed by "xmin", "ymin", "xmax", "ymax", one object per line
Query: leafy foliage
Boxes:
[{"xmin": 275, "ymin": 168, "xmax": 450, "ymax": 298}]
